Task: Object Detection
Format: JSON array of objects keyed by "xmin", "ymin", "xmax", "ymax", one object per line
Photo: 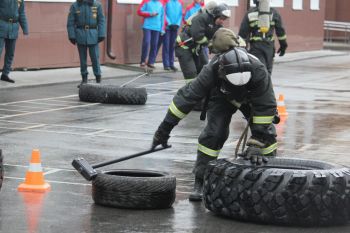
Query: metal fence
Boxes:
[{"xmin": 324, "ymin": 20, "xmax": 350, "ymax": 43}]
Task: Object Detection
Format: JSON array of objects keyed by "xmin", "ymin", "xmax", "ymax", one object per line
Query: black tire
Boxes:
[
  {"xmin": 92, "ymin": 169, "xmax": 176, "ymax": 209},
  {"xmin": 79, "ymin": 84, "xmax": 147, "ymax": 105},
  {"xmin": 0, "ymin": 150, "xmax": 3, "ymax": 191},
  {"xmin": 203, "ymin": 158, "xmax": 350, "ymax": 226}
]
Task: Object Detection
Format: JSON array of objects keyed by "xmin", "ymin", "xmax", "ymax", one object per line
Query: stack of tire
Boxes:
[
  {"xmin": 79, "ymin": 84, "xmax": 147, "ymax": 105},
  {"xmin": 0, "ymin": 150, "xmax": 3, "ymax": 191},
  {"xmin": 203, "ymin": 158, "xmax": 350, "ymax": 226}
]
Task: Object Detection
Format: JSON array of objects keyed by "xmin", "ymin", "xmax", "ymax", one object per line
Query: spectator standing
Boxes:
[
  {"xmin": 0, "ymin": 0, "xmax": 29, "ymax": 83},
  {"xmin": 162, "ymin": 0, "xmax": 183, "ymax": 71},
  {"xmin": 67, "ymin": 0, "xmax": 106, "ymax": 87},
  {"xmin": 137, "ymin": 0, "xmax": 165, "ymax": 69},
  {"xmin": 183, "ymin": 0, "xmax": 204, "ymax": 24}
]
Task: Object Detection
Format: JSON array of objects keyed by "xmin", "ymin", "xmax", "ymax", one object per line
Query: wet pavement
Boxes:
[{"xmin": 0, "ymin": 51, "xmax": 350, "ymax": 232}]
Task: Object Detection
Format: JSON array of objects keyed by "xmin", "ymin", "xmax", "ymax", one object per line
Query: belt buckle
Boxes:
[
  {"xmin": 9, "ymin": 18, "xmax": 13, "ymax": 23},
  {"xmin": 84, "ymin": 25, "xmax": 89, "ymax": 30}
]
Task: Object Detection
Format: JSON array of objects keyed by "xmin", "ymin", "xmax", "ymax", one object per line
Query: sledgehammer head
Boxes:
[{"xmin": 72, "ymin": 158, "xmax": 98, "ymax": 181}]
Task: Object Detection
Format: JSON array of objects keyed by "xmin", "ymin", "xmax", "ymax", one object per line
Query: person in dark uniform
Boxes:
[
  {"xmin": 175, "ymin": 3, "xmax": 230, "ymax": 84},
  {"xmin": 152, "ymin": 28, "xmax": 278, "ymax": 202},
  {"xmin": 0, "ymin": 0, "xmax": 29, "ymax": 83},
  {"xmin": 238, "ymin": 0, "xmax": 287, "ymax": 75},
  {"xmin": 67, "ymin": 0, "xmax": 106, "ymax": 87}
]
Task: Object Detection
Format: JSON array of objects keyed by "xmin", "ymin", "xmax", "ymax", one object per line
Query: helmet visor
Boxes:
[{"xmin": 225, "ymin": 72, "xmax": 251, "ymax": 86}]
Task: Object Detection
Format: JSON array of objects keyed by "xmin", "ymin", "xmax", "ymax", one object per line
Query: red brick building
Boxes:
[{"xmin": 1, "ymin": 0, "xmax": 329, "ymax": 70}]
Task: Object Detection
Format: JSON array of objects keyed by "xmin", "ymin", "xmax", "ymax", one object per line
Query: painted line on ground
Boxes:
[
  {"xmin": 5, "ymin": 176, "xmax": 92, "ymax": 186},
  {"xmin": 0, "ymin": 108, "xmax": 30, "ymax": 113},
  {"xmin": 0, "ymin": 94, "xmax": 78, "ymax": 105},
  {"xmin": 0, "ymin": 103, "xmax": 99, "ymax": 119},
  {"xmin": 43, "ymin": 168, "xmax": 62, "ymax": 176}
]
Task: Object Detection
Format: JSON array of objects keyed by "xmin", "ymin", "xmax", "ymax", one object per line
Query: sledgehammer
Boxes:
[{"xmin": 72, "ymin": 145, "xmax": 171, "ymax": 181}]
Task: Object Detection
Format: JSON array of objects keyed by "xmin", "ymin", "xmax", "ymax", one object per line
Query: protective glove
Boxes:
[
  {"xmin": 98, "ymin": 37, "xmax": 105, "ymax": 43},
  {"xmin": 277, "ymin": 40, "xmax": 288, "ymax": 57},
  {"xmin": 151, "ymin": 121, "xmax": 174, "ymax": 150},
  {"xmin": 239, "ymin": 138, "xmax": 268, "ymax": 165}
]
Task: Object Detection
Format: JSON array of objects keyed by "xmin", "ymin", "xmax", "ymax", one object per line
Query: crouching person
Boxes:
[
  {"xmin": 67, "ymin": 0, "xmax": 106, "ymax": 87},
  {"xmin": 151, "ymin": 28, "xmax": 278, "ymax": 201}
]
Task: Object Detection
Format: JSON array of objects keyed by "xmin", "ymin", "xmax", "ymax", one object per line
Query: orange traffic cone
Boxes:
[
  {"xmin": 277, "ymin": 94, "xmax": 288, "ymax": 117},
  {"xmin": 18, "ymin": 149, "xmax": 51, "ymax": 193}
]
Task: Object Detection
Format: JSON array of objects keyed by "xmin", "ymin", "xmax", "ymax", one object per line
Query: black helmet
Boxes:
[
  {"xmin": 218, "ymin": 48, "xmax": 252, "ymax": 86},
  {"xmin": 253, "ymin": 0, "xmax": 260, "ymax": 5},
  {"xmin": 212, "ymin": 3, "xmax": 231, "ymax": 19}
]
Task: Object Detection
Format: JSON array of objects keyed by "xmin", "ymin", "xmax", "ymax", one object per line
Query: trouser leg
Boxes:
[
  {"xmin": 175, "ymin": 46, "xmax": 197, "ymax": 83},
  {"xmin": 249, "ymin": 42, "xmax": 274, "ymax": 75},
  {"xmin": 141, "ymin": 29, "xmax": 151, "ymax": 64},
  {"xmin": 3, "ymin": 38, "xmax": 16, "ymax": 76},
  {"xmin": 190, "ymin": 98, "xmax": 236, "ymax": 201},
  {"xmin": 195, "ymin": 48, "xmax": 208, "ymax": 74},
  {"xmin": 147, "ymin": 30, "xmax": 160, "ymax": 65},
  {"xmin": 88, "ymin": 44, "xmax": 101, "ymax": 82},
  {"xmin": 162, "ymin": 30, "xmax": 170, "ymax": 68},
  {"xmin": 157, "ymin": 33, "xmax": 164, "ymax": 59},
  {"xmin": 0, "ymin": 38, "xmax": 4, "ymax": 62},
  {"xmin": 78, "ymin": 44, "xmax": 88, "ymax": 77},
  {"xmin": 168, "ymin": 29, "xmax": 177, "ymax": 67}
]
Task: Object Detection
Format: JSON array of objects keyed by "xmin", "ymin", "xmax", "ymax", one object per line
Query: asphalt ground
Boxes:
[{"xmin": 0, "ymin": 50, "xmax": 350, "ymax": 232}]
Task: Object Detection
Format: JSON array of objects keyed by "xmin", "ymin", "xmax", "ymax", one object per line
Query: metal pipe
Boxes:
[{"xmin": 107, "ymin": 0, "xmax": 116, "ymax": 59}]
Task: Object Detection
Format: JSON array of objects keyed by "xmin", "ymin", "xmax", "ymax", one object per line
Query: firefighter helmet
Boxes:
[
  {"xmin": 212, "ymin": 3, "xmax": 231, "ymax": 19},
  {"xmin": 218, "ymin": 48, "xmax": 252, "ymax": 86},
  {"xmin": 205, "ymin": 1, "xmax": 218, "ymax": 15}
]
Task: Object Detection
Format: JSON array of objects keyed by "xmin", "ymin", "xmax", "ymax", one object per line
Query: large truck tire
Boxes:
[
  {"xmin": 92, "ymin": 169, "xmax": 176, "ymax": 209},
  {"xmin": 79, "ymin": 84, "xmax": 147, "ymax": 105},
  {"xmin": 0, "ymin": 150, "xmax": 3, "ymax": 191},
  {"xmin": 203, "ymin": 158, "xmax": 350, "ymax": 226}
]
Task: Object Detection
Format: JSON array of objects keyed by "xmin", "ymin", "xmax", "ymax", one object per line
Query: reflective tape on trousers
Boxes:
[
  {"xmin": 198, "ymin": 144, "xmax": 220, "ymax": 157},
  {"xmin": 169, "ymin": 101, "xmax": 186, "ymax": 119},
  {"xmin": 253, "ymin": 116, "xmax": 274, "ymax": 124}
]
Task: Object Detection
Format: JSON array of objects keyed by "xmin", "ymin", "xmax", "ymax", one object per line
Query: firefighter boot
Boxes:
[
  {"xmin": 96, "ymin": 75, "xmax": 101, "ymax": 84},
  {"xmin": 189, "ymin": 154, "xmax": 216, "ymax": 202},
  {"xmin": 189, "ymin": 176, "xmax": 203, "ymax": 201},
  {"xmin": 77, "ymin": 74, "xmax": 88, "ymax": 88}
]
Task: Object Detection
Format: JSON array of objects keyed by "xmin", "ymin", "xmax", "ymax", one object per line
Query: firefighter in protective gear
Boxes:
[
  {"xmin": 238, "ymin": 0, "xmax": 287, "ymax": 75},
  {"xmin": 67, "ymin": 0, "xmax": 106, "ymax": 87},
  {"xmin": 0, "ymin": 0, "xmax": 29, "ymax": 83},
  {"xmin": 152, "ymin": 28, "xmax": 278, "ymax": 202},
  {"xmin": 175, "ymin": 3, "xmax": 231, "ymax": 84}
]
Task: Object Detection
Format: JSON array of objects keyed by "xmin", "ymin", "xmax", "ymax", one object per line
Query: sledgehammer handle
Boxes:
[{"xmin": 92, "ymin": 145, "xmax": 171, "ymax": 169}]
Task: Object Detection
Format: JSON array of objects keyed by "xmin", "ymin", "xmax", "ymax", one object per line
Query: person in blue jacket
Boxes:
[
  {"xmin": 162, "ymin": 0, "xmax": 183, "ymax": 71},
  {"xmin": 183, "ymin": 0, "xmax": 204, "ymax": 24},
  {"xmin": 0, "ymin": 0, "xmax": 29, "ymax": 83},
  {"xmin": 137, "ymin": 0, "xmax": 164, "ymax": 69},
  {"xmin": 67, "ymin": 0, "xmax": 106, "ymax": 87}
]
